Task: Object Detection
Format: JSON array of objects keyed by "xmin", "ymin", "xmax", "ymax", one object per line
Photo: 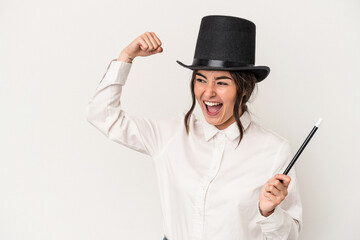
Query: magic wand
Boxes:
[{"xmin": 283, "ymin": 118, "xmax": 322, "ymax": 175}]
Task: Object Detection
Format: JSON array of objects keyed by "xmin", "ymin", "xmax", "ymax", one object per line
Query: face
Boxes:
[{"xmin": 194, "ymin": 70, "xmax": 242, "ymax": 130}]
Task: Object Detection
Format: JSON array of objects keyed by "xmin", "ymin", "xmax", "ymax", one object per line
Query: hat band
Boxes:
[{"xmin": 192, "ymin": 58, "xmax": 252, "ymax": 68}]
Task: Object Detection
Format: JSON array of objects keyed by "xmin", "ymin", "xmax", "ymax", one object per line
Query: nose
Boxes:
[{"xmin": 204, "ymin": 82, "xmax": 216, "ymax": 97}]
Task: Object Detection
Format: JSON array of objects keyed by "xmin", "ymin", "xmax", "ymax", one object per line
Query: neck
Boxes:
[{"xmin": 215, "ymin": 109, "xmax": 244, "ymax": 130}]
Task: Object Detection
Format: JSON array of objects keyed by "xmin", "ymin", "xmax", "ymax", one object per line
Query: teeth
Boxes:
[{"xmin": 204, "ymin": 101, "xmax": 222, "ymax": 106}]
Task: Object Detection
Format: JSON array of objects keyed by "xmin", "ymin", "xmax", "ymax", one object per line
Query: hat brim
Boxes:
[{"xmin": 176, "ymin": 60, "xmax": 270, "ymax": 82}]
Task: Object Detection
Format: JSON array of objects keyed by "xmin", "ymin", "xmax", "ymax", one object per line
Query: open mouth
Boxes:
[{"xmin": 203, "ymin": 101, "xmax": 223, "ymax": 116}]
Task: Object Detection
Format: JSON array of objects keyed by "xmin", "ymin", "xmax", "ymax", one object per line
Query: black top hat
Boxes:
[{"xmin": 176, "ymin": 15, "xmax": 270, "ymax": 82}]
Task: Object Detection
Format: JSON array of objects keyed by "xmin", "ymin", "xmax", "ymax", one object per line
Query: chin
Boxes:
[{"xmin": 203, "ymin": 114, "xmax": 222, "ymax": 126}]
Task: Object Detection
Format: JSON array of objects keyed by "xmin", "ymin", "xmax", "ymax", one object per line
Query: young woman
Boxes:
[{"xmin": 86, "ymin": 15, "xmax": 302, "ymax": 240}]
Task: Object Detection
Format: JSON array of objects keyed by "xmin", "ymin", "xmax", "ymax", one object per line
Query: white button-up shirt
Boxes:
[{"xmin": 86, "ymin": 59, "xmax": 303, "ymax": 240}]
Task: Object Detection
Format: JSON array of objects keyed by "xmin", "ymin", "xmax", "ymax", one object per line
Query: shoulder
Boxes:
[
  {"xmin": 129, "ymin": 111, "xmax": 184, "ymax": 140},
  {"xmin": 247, "ymin": 120, "xmax": 292, "ymax": 173},
  {"xmin": 177, "ymin": 109, "xmax": 200, "ymax": 126},
  {"xmin": 247, "ymin": 120, "xmax": 290, "ymax": 150},
  {"xmin": 176, "ymin": 110, "xmax": 206, "ymax": 137}
]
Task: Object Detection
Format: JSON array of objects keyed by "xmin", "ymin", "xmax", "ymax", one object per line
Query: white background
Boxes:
[{"xmin": 1, "ymin": 0, "xmax": 359, "ymax": 239}]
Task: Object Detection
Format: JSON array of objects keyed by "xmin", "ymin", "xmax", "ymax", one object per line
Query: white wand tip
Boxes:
[{"xmin": 315, "ymin": 118, "xmax": 323, "ymax": 127}]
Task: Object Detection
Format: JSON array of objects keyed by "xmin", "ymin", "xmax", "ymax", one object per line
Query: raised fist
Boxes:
[{"xmin": 118, "ymin": 32, "xmax": 163, "ymax": 62}]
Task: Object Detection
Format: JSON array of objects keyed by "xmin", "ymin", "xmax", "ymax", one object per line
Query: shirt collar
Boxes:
[{"xmin": 197, "ymin": 111, "xmax": 252, "ymax": 142}]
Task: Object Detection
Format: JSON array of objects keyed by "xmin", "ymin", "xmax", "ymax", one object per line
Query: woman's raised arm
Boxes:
[{"xmin": 86, "ymin": 32, "xmax": 178, "ymax": 158}]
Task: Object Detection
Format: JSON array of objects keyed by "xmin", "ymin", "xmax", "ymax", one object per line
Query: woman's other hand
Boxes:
[
  {"xmin": 118, "ymin": 32, "xmax": 163, "ymax": 63},
  {"xmin": 259, "ymin": 174, "xmax": 291, "ymax": 217}
]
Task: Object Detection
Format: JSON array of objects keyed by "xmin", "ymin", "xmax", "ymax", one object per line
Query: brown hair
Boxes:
[{"xmin": 184, "ymin": 69, "xmax": 257, "ymax": 148}]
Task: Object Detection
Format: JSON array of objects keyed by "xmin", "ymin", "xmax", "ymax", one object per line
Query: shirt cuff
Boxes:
[
  {"xmin": 101, "ymin": 59, "xmax": 132, "ymax": 85},
  {"xmin": 255, "ymin": 200, "xmax": 285, "ymax": 232}
]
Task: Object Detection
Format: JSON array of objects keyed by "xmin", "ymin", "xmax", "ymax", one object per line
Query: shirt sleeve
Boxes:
[
  {"xmin": 255, "ymin": 140, "xmax": 303, "ymax": 240},
  {"xmin": 85, "ymin": 59, "xmax": 178, "ymax": 158}
]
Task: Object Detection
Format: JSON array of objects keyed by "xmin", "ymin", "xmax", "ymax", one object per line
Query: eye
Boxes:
[
  {"xmin": 196, "ymin": 78, "xmax": 206, "ymax": 83},
  {"xmin": 217, "ymin": 82, "xmax": 228, "ymax": 86}
]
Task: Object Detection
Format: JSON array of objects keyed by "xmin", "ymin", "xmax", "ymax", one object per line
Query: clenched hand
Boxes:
[
  {"xmin": 259, "ymin": 174, "xmax": 291, "ymax": 217},
  {"xmin": 118, "ymin": 32, "xmax": 163, "ymax": 62}
]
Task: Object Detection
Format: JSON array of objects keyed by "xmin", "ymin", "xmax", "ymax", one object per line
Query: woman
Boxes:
[{"xmin": 86, "ymin": 15, "xmax": 302, "ymax": 240}]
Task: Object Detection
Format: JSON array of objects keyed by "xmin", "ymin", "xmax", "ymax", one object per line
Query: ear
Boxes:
[{"xmin": 240, "ymin": 90, "xmax": 247, "ymax": 101}]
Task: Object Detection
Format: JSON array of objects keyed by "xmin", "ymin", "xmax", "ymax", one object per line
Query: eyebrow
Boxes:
[{"xmin": 196, "ymin": 72, "xmax": 232, "ymax": 80}]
